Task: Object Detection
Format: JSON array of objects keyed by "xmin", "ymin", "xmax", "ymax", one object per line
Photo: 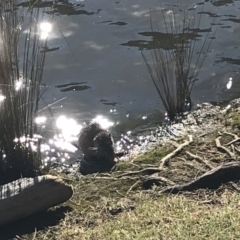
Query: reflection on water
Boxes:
[
  {"xmin": 15, "ymin": 78, "xmax": 23, "ymax": 91},
  {"xmin": 92, "ymin": 115, "xmax": 114, "ymax": 129},
  {"xmin": 0, "ymin": 91, "xmax": 5, "ymax": 102},
  {"xmin": 56, "ymin": 115, "xmax": 82, "ymax": 141},
  {"xmin": 35, "ymin": 116, "xmax": 47, "ymax": 124},
  {"xmin": 226, "ymin": 77, "xmax": 233, "ymax": 89},
  {"xmin": 40, "ymin": 22, "xmax": 52, "ymax": 40}
]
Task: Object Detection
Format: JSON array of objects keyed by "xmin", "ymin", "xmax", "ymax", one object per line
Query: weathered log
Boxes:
[
  {"xmin": 160, "ymin": 162, "xmax": 240, "ymax": 194},
  {"xmin": 0, "ymin": 175, "xmax": 73, "ymax": 226}
]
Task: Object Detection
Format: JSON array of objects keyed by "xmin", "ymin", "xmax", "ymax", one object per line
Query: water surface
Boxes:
[{"xmin": 18, "ymin": 0, "xmax": 240, "ymax": 163}]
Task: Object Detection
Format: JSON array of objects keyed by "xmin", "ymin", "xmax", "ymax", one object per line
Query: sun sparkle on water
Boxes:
[
  {"xmin": 92, "ymin": 115, "xmax": 114, "ymax": 129},
  {"xmin": 39, "ymin": 22, "xmax": 52, "ymax": 40},
  {"xmin": 56, "ymin": 115, "xmax": 82, "ymax": 141}
]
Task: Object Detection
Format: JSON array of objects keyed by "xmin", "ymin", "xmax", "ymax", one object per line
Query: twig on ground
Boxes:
[
  {"xmin": 225, "ymin": 138, "xmax": 240, "ymax": 146},
  {"xmin": 69, "ymin": 199, "xmax": 81, "ymax": 207},
  {"xmin": 231, "ymin": 144, "xmax": 235, "ymax": 155},
  {"xmin": 32, "ymin": 228, "xmax": 37, "ymax": 240},
  {"xmin": 197, "ymin": 132, "xmax": 208, "ymax": 138},
  {"xmin": 229, "ymin": 182, "xmax": 240, "ymax": 193},
  {"xmin": 170, "ymin": 141, "xmax": 180, "ymax": 148},
  {"xmin": 223, "ymin": 131, "xmax": 239, "ymax": 139},
  {"xmin": 126, "ymin": 180, "xmax": 141, "ymax": 195},
  {"xmin": 130, "ymin": 155, "xmax": 142, "ymax": 163},
  {"xmin": 196, "ymin": 200, "xmax": 217, "ymax": 204},
  {"xmin": 176, "ymin": 157, "xmax": 187, "ymax": 162},
  {"xmin": 185, "ymin": 151, "xmax": 214, "ymax": 169},
  {"xmin": 215, "ymin": 137, "xmax": 235, "ymax": 159},
  {"xmin": 115, "ymin": 168, "xmax": 161, "ymax": 178},
  {"xmin": 182, "ymin": 162, "xmax": 205, "ymax": 173},
  {"xmin": 129, "ymin": 162, "xmax": 142, "ymax": 169},
  {"xmin": 116, "ymin": 190, "xmax": 125, "ymax": 197},
  {"xmin": 234, "ymin": 146, "xmax": 240, "ymax": 154},
  {"xmin": 159, "ymin": 135, "xmax": 193, "ymax": 169},
  {"xmin": 141, "ymin": 164, "xmax": 159, "ymax": 168}
]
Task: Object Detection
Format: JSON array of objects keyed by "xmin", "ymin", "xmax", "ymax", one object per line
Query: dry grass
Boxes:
[
  {"xmin": 33, "ymin": 189, "xmax": 240, "ymax": 240},
  {"xmin": 87, "ymin": 191, "xmax": 240, "ymax": 240}
]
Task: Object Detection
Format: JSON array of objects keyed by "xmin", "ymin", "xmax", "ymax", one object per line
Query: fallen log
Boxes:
[
  {"xmin": 0, "ymin": 175, "xmax": 73, "ymax": 226},
  {"xmin": 160, "ymin": 162, "xmax": 240, "ymax": 194}
]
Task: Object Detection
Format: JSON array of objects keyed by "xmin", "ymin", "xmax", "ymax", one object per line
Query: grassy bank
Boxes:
[{"xmin": 5, "ymin": 174, "xmax": 240, "ymax": 239}]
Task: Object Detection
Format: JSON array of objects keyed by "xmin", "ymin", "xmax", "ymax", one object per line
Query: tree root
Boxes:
[
  {"xmin": 160, "ymin": 162, "xmax": 240, "ymax": 194},
  {"xmin": 215, "ymin": 136, "xmax": 235, "ymax": 159},
  {"xmin": 159, "ymin": 135, "xmax": 193, "ymax": 169},
  {"xmin": 142, "ymin": 176, "xmax": 175, "ymax": 189},
  {"xmin": 115, "ymin": 168, "xmax": 161, "ymax": 178},
  {"xmin": 185, "ymin": 151, "xmax": 214, "ymax": 169},
  {"xmin": 92, "ymin": 176, "xmax": 139, "ymax": 180},
  {"xmin": 223, "ymin": 131, "xmax": 239, "ymax": 140},
  {"xmin": 225, "ymin": 138, "xmax": 240, "ymax": 146}
]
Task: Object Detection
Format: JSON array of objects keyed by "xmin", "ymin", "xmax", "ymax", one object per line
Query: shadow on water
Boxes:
[
  {"xmin": 0, "ymin": 206, "xmax": 72, "ymax": 240},
  {"xmin": 40, "ymin": 46, "xmax": 61, "ymax": 53},
  {"xmin": 99, "ymin": 99, "xmax": 119, "ymax": 106},
  {"xmin": 102, "ymin": 102, "xmax": 119, "ymax": 106},
  {"xmin": 198, "ymin": 11, "xmax": 221, "ymax": 17},
  {"xmin": 216, "ymin": 57, "xmax": 240, "ymax": 65},
  {"xmin": 223, "ymin": 18, "xmax": 240, "ymax": 23},
  {"xmin": 55, "ymin": 82, "xmax": 91, "ymax": 92},
  {"xmin": 109, "ymin": 21, "xmax": 128, "ymax": 26},
  {"xmin": 209, "ymin": 0, "xmax": 234, "ymax": 7},
  {"xmin": 16, "ymin": 0, "xmax": 101, "ymax": 16},
  {"xmin": 121, "ymin": 27, "xmax": 211, "ymax": 50}
]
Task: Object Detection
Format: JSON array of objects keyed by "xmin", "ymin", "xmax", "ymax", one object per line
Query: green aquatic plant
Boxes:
[
  {"xmin": 142, "ymin": 5, "xmax": 216, "ymax": 120},
  {"xmin": 0, "ymin": 0, "xmax": 52, "ymax": 182}
]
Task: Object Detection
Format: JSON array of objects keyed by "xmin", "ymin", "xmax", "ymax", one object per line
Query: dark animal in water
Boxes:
[{"xmin": 78, "ymin": 122, "xmax": 115, "ymax": 162}]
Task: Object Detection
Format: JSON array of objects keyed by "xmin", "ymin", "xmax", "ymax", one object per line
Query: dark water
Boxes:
[
  {"xmin": 18, "ymin": 0, "xmax": 240, "ymax": 163},
  {"xmin": 39, "ymin": 1, "xmax": 240, "ymax": 119}
]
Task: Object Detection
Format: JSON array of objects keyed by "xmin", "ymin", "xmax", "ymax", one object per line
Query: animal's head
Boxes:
[{"xmin": 93, "ymin": 132, "xmax": 114, "ymax": 147}]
